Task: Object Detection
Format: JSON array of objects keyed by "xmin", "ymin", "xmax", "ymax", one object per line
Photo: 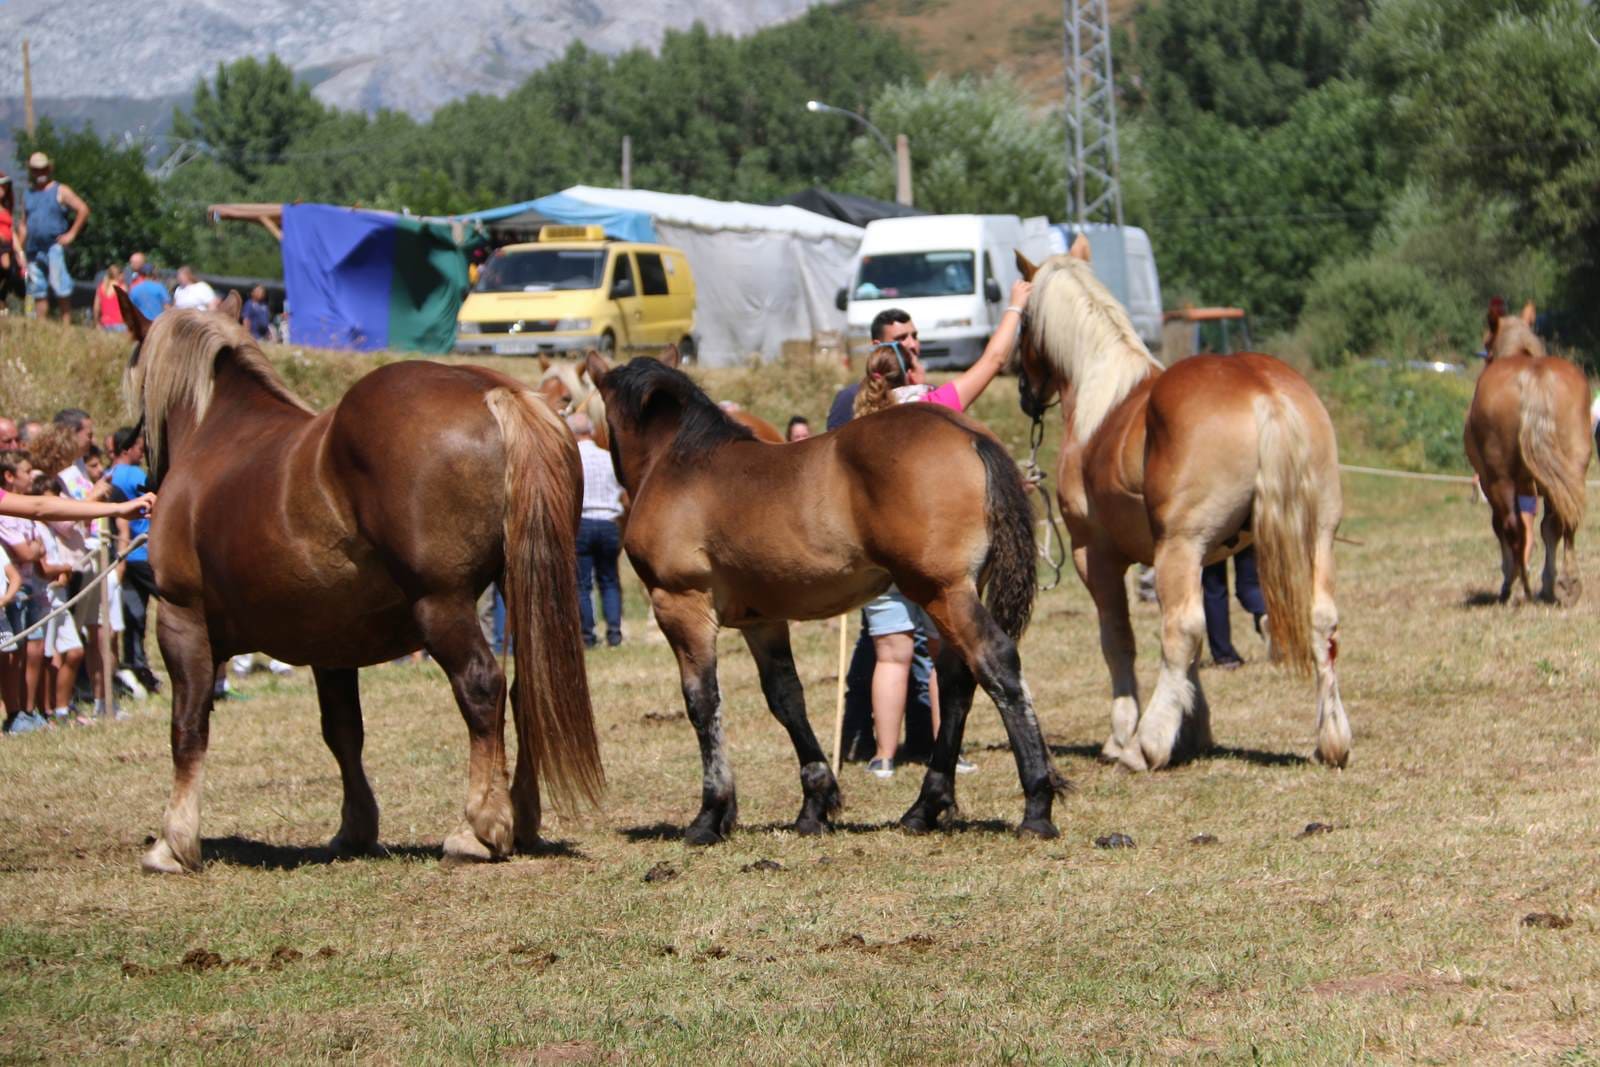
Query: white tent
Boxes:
[{"xmin": 561, "ymin": 186, "xmax": 862, "ymax": 367}]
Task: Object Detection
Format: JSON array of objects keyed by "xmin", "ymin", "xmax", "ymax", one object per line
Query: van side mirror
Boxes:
[
  {"xmin": 611, "ymin": 277, "xmax": 635, "ymax": 299},
  {"xmin": 835, "ymin": 287, "xmax": 848, "ymax": 312},
  {"xmin": 984, "ymin": 278, "xmax": 1002, "ymax": 304}
]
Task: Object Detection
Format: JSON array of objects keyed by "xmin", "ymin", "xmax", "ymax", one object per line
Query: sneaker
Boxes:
[
  {"xmin": 954, "ymin": 756, "xmax": 979, "ymax": 774},
  {"xmin": 115, "ymin": 668, "xmax": 148, "ymax": 700},
  {"xmin": 230, "ymin": 655, "xmax": 253, "ymax": 676},
  {"xmin": 606, "ymin": 633, "xmax": 623, "ymax": 648},
  {"xmin": 866, "ymin": 758, "xmax": 895, "ymax": 779},
  {"xmin": 112, "ymin": 709, "xmax": 133, "ymax": 722},
  {"xmin": 1212, "ymin": 655, "xmax": 1245, "ymax": 671},
  {"xmin": 6, "ymin": 712, "xmax": 41, "ymax": 735},
  {"xmin": 74, "ymin": 714, "xmax": 95, "ymax": 727},
  {"xmin": 134, "ymin": 666, "xmax": 163, "ymax": 694},
  {"xmin": 266, "ymin": 659, "xmax": 294, "ymax": 676}
]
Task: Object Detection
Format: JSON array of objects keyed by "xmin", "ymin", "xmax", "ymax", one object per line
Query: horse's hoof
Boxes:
[
  {"xmin": 140, "ymin": 837, "xmax": 196, "ymax": 875},
  {"xmin": 1313, "ymin": 746, "xmax": 1350, "ymax": 770},
  {"xmin": 442, "ymin": 827, "xmax": 501, "ymax": 865},
  {"xmin": 1116, "ymin": 746, "xmax": 1150, "ymax": 772},
  {"xmin": 1017, "ymin": 818, "xmax": 1060, "ymax": 840},
  {"xmin": 793, "ymin": 817, "xmax": 830, "ymax": 837},
  {"xmin": 683, "ymin": 824, "xmax": 725, "ymax": 847},
  {"xmin": 899, "ymin": 810, "xmax": 933, "ymax": 835},
  {"xmin": 328, "ymin": 835, "xmax": 385, "ymax": 858}
]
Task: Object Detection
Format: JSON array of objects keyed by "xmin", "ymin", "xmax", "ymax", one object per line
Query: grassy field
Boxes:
[{"xmin": 2, "ymin": 322, "xmax": 1598, "ymax": 1062}]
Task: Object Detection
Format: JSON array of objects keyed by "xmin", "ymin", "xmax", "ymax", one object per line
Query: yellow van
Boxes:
[{"xmin": 455, "ymin": 226, "xmax": 696, "ymax": 358}]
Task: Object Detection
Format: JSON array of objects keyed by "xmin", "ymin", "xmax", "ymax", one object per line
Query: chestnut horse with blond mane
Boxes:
[
  {"xmin": 114, "ymin": 290, "xmax": 602, "ymax": 873},
  {"xmin": 581, "ymin": 350, "xmax": 1067, "ymax": 841},
  {"xmin": 1464, "ymin": 299, "xmax": 1589, "ymax": 603},
  {"xmin": 1013, "ymin": 241, "xmax": 1351, "ymax": 771}
]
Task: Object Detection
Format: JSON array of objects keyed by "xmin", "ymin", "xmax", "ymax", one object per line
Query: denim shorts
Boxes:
[
  {"xmin": 862, "ymin": 586, "xmax": 936, "ymax": 637},
  {"xmin": 1517, "ymin": 495, "xmax": 1538, "ymax": 515},
  {"xmin": 26, "ymin": 243, "xmax": 73, "ymax": 300},
  {"xmin": 5, "ymin": 590, "xmax": 47, "ymax": 644}
]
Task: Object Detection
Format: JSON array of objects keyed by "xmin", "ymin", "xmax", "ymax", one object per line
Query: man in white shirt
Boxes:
[
  {"xmin": 172, "ymin": 265, "xmax": 218, "ymax": 311},
  {"xmin": 568, "ymin": 411, "xmax": 626, "ymax": 649}
]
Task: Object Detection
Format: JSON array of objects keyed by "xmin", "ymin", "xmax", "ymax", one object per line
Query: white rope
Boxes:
[
  {"xmin": 1, "ymin": 534, "xmax": 148, "ymax": 652},
  {"xmin": 1339, "ymin": 463, "xmax": 1600, "ymax": 488}
]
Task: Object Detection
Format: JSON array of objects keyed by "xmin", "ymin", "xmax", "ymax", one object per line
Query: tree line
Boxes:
[{"xmin": 13, "ymin": 0, "xmax": 1600, "ymax": 362}]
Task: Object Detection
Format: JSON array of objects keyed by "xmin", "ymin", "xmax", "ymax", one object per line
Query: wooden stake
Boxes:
[{"xmin": 831, "ymin": 612, "xmax": 850, "ymax": 771}]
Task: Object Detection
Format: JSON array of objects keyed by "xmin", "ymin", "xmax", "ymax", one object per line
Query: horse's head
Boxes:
[
  {"xmin": 1485, "ymin": 298, "xmax": 1544, "ymax": 360},
  {"xmin": 1012, "ymin": 247, "xmax": 1058, "ymax": 421}
]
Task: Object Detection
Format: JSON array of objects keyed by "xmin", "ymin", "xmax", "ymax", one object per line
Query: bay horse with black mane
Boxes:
[
  {"xmin": 1013, "ymin": 239, "xmax": 1351, "ymax": 772},
  {"xmin": 115, "ymin": 290, "xmax": 603, "ymax": 873},
  {"xmin": 582, "ymin": 351, "xmax": 1068, "ymax": 841},
  {"xmin": 1464, "ymin": 299, "xmax": 1589, "ymax": 603}
]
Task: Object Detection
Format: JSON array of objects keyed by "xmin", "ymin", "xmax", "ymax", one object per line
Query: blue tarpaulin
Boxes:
[
  {"xmin": 282, "ymin": 204, "xmax": 474, "ymax": 353},
  {"xmin": 456, "ymin": 193, "xmax": 657, "ymax": 243}
]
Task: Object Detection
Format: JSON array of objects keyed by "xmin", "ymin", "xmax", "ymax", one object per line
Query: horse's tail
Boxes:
[
  {"xmin": 974, "ymin": 433, "xmax": 1037, "ymax": 640},
  {"xmin": 1518, "ymin": 365, "xmax": 1586, "ymax": 534},
  {"xmin": 485, "ymin": 387, "xmax": 605, "ymax": 815},
  {"xmin": 1252, "ymin": 392, "xmax": 1320, "ymax": 677}
]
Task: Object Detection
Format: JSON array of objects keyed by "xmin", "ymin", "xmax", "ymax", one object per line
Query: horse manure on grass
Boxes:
[
  {"xmin": 1190, "ymin": 834, "xmax": 1219, "ymax": 846},
  {"xmin": 640, "ymin": 710, "xmax": 684, "ymax": 725},
  {"xmin": 1298, "ymin": 822, "xmax": 1336, "ymax": 838},
  {"xmin": 741, "ymin": 859, "xmax": 783, "ymax": 873},
  {"xmin": 643, "ymin": 861, "xmax": 678, "ymax": 883},
  {"xmin": 1522, "ymin": 912, "xmax": 1574, "ymax": 930},
  {"xmin": 1095, "ymin": 833, "xmax": 1135, "ymax": 849}
]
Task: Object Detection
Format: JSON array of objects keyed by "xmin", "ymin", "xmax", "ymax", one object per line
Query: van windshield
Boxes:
[
  {"xmin": 476, "ymin": 249, "xmax": 606, "ymax": 293},
  {"xmin": 853, "ymin": 251, "xmax": 975, "ymax": 300}
]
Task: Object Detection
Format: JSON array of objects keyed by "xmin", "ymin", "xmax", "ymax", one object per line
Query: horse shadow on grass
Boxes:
[
  {"xmin": 989, "ymin": 739, "xmax": 1309, "ymax": 769},
  {"xmin": 618, "ymin": 815, "xmax": 1020, "ymax": 843},
  {"xmin": 199, "ymin": 835, "xmax": 585, "ymax": 871},
  {"xmin": 1461, "ymin": 588, "xmax": 1508, "ymax": 608}
]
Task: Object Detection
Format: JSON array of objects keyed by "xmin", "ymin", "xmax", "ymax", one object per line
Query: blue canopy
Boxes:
[{"xmin": 456, "ymin": 192, "xmax": 657, "ymax": 243}]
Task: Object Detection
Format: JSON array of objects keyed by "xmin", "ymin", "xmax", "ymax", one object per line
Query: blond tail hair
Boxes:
[{"xmin": 1252, "ymin": 393, "xmax": 1318, "ymax": 676}]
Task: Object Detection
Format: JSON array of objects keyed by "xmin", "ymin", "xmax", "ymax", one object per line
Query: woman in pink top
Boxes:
[
  {"xmin": 849, "ymin": 278, "xmax": 1031, "ymax": 779},
  {"xmin": 94, "ymin": 263, "xmax": 127, "ymax": 332}
]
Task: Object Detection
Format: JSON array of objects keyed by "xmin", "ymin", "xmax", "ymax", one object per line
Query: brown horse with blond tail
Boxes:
[
  {"xmin": 1464, "ymin": 299, "xmax": 1589, "ymax": 603},
  {"xmin": 1013, "ymin": 240, "xmax": 1351, "ymax": 771},
  {"xmin": 582, "ymin": 350, "xmax": 1067, "ymax": 841},
  {"xmin": 114, "ymin": 289, "xmax": 603, "ymax": 873}
]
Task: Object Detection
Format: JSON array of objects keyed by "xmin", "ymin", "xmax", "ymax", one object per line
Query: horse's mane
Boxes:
[
  {"xmin": 1488, "ymin": 315, "xmax": 1546, "ymax": 360},
  {"xmin": 1028, "ymin": 255, "xmax": 1163, "ymax": 443},
  {"xmin": 128, "ymin": 308, "xmax": 315, "ymax": 472},
  {"xmin": 603, "ymin": 358, "xmax": 754, "ymax": 458}
]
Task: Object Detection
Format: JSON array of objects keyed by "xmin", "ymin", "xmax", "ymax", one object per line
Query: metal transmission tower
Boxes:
[{"xmin": 1062, "ymin": 0, "xmax": 1124, "ymax": 226}]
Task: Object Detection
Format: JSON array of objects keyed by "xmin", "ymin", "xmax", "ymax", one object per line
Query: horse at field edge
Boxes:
[
  {"xmin": 1012, "ymin": 238, "xmax": 1351, "ymax": 772},
  {"xmin": 582, "ymin": 350, "xmax": 1068, "ymax": 841},
  {"xmin": 1464, "ymin": 299, "xmax": 1589, "ymax": 603},
  {"xmin": 115, "ymin": 289, "xmax": 603, "ymax": 873}
]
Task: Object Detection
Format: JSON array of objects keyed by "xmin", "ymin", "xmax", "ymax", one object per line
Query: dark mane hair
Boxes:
[{"xmin": 604, "ymin": 358, "xmax": 755, "ymax": 457}]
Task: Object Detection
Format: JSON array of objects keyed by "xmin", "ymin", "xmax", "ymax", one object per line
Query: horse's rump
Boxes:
[{"xmin": 1514, "ymin": 357, "xmax": 1589, "ymax": 532}]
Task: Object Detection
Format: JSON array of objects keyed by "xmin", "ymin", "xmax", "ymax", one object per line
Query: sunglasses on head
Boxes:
[{"xmin": 872, "ymin": 338, "xmax": 914, "ymax": 377}]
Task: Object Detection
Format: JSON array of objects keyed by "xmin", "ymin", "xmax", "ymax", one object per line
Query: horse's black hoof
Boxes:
[
  {"xmin": 793, "ymin": 817, "xmax": 830, "ymax": 837},
  {"xmin": 899, "ymin": 810, "xmax": 933, "ymax": 835},
  {"xmin": 683, "ymin": 825, "xmax": 725, "ymax": 847},
  {"xmin": 1017, "ymin": 818, "xmax": 1060, "ymax": 840}
]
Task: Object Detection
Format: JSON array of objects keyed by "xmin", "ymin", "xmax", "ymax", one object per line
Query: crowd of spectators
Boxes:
[{"xmin": 0, "ymin": 410, "xmax": 161, "ymax": 735}]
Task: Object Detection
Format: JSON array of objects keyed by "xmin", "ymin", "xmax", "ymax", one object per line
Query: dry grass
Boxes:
[{"xmin": 2, "ymin": 323, "xmax": 1599, "ymax": 1062}]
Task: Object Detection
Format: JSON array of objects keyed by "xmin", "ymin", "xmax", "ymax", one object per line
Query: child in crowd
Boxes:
[
  {"xmin": 34, "ymin": 475, "xmax": 88, "ymax": 725},
  {"xmin": 0, "ymin": 453, "xmax": 49, "ymax": 732}
]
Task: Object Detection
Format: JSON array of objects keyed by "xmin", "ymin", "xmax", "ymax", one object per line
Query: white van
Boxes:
[
  {"xmin": 837, "ymin": 214, "xmax": 1052, "ymax": 369},
  {"xmin": 1046, "ymin": 223, "xmax": 1164, "ymax": 354}
]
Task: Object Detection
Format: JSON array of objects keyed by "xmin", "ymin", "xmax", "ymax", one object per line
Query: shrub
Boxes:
[{"xmin": 1298, "ymin": 255, "xmax": 1471, "ymax": 367}]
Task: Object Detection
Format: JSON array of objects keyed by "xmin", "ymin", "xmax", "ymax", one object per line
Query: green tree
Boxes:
[
  {"xmin": 835, "ymin": 74, "xmax": 1066, "ymax": 217},
  {"xmin": 1126, "ymin": 0, "xmax": 1371, "ymax": 127},
  {"xmin": 172, "ymin": 56, "xmax": 328, "ymax": 183},
  {"xmin": 15, "ymin": 118, "xmax": 189, "ymax": 278}
]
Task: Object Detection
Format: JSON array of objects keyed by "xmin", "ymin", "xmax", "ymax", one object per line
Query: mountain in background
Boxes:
[{"xmin": 0, "ymin": 0, "xmax": 841, "ymax": 119}]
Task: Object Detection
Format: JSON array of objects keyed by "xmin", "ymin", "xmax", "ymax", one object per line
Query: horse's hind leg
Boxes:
[
  {"xmin": 1136, "ymin": 538, "xmax": 1208, "ymax": 771},
  {"xmin": 742, "ymin": 621, "xmax": 840, "ymax": 835},
  {"xmin": 916, "ymin": 588, "xmax": 1066, "ymax": 838},
  {"xmin": 142, "ymin": 607, "xmax": 217, "ymax": 874},
  {"xmin": 1540, "ymin": 506, "xmax": 1582, "ymax": 604},
  {"xmin": 314, "ymin": 667, "xmax": 380, "ymax": 855},
  {"xmin": 1311, "ymin": 535, "xmax": 1351, "ymax": 768},
  {"xmin": 654, "ymin": 590, "xmax": 737, "ymax": 845},
  {"xmin": 900, "ymin": 646, "xmax": 977, "ymax": 834},
  {"xmin": 415, "ymin": 594, "xmax": 513, "ymax": 863}
]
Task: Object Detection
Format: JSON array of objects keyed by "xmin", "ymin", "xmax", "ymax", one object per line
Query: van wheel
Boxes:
[
  {"xmin": 597, "ymin": 330, "xmax": 616, "ymax": 358},
  {"xmin": 678, "ymin": 335, "xmax": 697, "ymax": 363}
]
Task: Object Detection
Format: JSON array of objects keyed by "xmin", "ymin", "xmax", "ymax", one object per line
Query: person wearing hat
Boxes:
[
  {"xmin": 17, "ymin": 151, "xmax": 90, "ymax": 322},
  {"xmin": 0, "ymin": 171, "xmax": 23, "ymax": 305}
]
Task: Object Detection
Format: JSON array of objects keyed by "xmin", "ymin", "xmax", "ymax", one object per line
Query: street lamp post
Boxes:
[{"xmin": 805, "ymin": 99, "xmax": 913, "ymax": 206}]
